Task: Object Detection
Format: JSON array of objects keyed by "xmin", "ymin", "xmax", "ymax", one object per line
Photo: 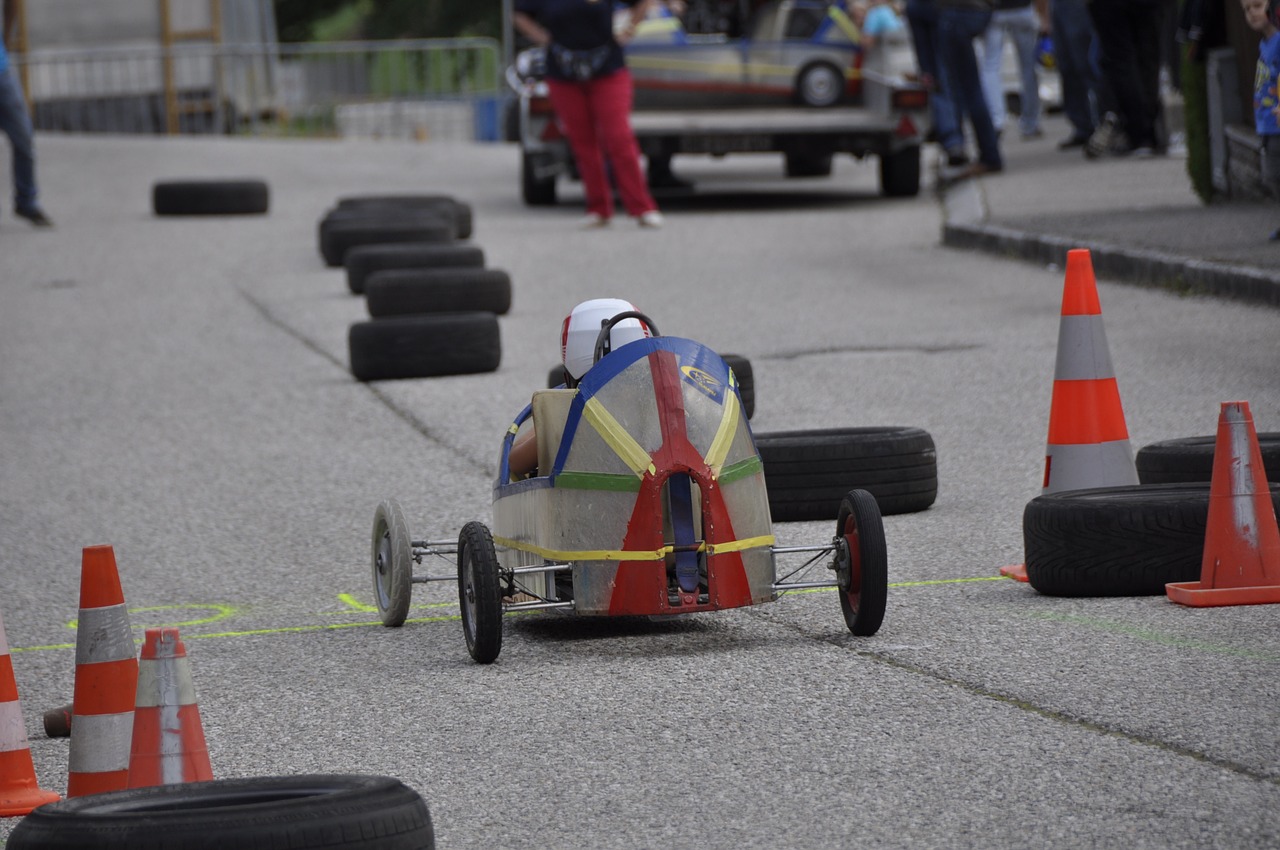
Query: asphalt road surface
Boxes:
[{"xmin": 2, "ymin": 133, "xmax": 1278, "ymax": 849}]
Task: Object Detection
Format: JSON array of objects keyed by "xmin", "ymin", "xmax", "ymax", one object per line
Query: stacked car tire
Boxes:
[
  {"xmin": 1020, "ymin": 432, "xmax": 1280, "ymax": 597},
  {"xmin": 324, "ymin": 195, "xmax": 506, "ymax": 382}
]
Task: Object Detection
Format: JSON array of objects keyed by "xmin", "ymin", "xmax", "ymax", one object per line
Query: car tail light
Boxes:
[
  {"xmin": 893, "ymin": 114, "xmax": 918, "ymax": 139},
  {"xmin": 892, "ymin": 89, "xmax": 929, "ymax": 111},
  {"xmin": 529, "ymin": 96, "xmax": 556, "ymax": 117}
]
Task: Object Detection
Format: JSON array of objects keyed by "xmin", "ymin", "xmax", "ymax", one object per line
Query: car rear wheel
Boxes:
[
  {"xmin": 835, "ymin": 489, "xmax": 887, "ymax": 636},
  {"xmin": 796, "ymin": 62, "xmax": 843, "ymax": 108},
  {"xmin": 371, "ymin": 499, "xmax": 413, "ymax": 627},
  {"xmin": 880, "ymin": 146, "xmax": 921, "ymax": 197},
  {"xmin": 522, "ymin": 152, "xmax": 558, "ymax": 206},
  {"xmin": 458, "ymin": 521, "xmax": 503, "ymax": 664},
  {"xmin": 720, "ymin": 353, "xmax": 755, "ymax": 420}
]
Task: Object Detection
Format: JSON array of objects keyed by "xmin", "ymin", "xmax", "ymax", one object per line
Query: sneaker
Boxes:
[
  {"xmin": 945, "ymin": 149, "xmax": 970, "ymax": 167},
  {"xmin": 1084, "ymin": 114, "xmax": 1124, "ymax": 160},
  {"xmin": 1057, "ymin": 132, "xmax": 1090, "ymax": 150},
  {"xmin": 638, "ymin": 210, "xmax": 664, "ymax": 229},
  {"xmin": 15, "ymin": 207, "xmax": 52, "ymax": 227},
  {"xmin": 1020, "ymin": 128, "xmax": 1044, "ymax": 141},
  {"xmin": 580, "ymin": 213, "xmax": 610, "ymax": 229}
]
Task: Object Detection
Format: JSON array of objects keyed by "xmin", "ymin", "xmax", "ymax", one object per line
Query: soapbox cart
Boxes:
[{"xmin": 368, "ymin": 318, "xmax": 887, "ymax": 663}]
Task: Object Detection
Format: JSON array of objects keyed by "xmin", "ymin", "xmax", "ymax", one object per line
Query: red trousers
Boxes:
[{"xmin": 547, "ymin": 68, "xmax": 657, "ymax": 219}]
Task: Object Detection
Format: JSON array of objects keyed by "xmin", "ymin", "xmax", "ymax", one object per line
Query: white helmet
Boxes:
[{"xmin": 560, "ymin": 298, "xmax": 652, "ymax": 382}]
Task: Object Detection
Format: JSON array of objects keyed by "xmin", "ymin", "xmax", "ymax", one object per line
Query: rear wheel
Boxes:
[
  {"xmin": 880, "ymin": 146, "xmax": 921, "ymax": 197},
  {"xmin": 720, "ymin": 353, "xmax": 755, "ymax": 420},
  {"xmin": 834, "ymin": 489, "xmax": 887, "ymax": 636},
  {"xmin": 522, "ymin": 152, "xmax": 557, "ymax": 206},
  {"xmin": 458, "ymin": 521, "xmax": 503, "ymax": 664},
  {"xmin": 796, "ymin": 62, "xmax": 843, "ymax": 107},
  {"xmin": 371, "ymin": 500, "xmax": 412, "ymax": 627}
]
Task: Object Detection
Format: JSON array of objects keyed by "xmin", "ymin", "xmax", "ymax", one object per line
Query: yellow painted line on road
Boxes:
[
  {"xmin": 1025, "ymin": 611, "xmax": 1280, "ymax": 662},
  {"xmin": 66, "ymin": 603, "xmax": 241, "ymax": 631}
]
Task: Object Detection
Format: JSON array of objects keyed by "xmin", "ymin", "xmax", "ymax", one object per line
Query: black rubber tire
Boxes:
[
  {"xmin": 784, "ymin": 151, "xmax": 834, "ymax": 178},
  {"xmin": 348, "ymin": 312, "xmax": 501, "ymax": 382},
  {"xmin": 319, "ymin": 215, "xmax": 454, "ymax": 267},
  {"xmin": 522, "ymin": 151, "xmax": 557, "ymax": 206},
  {"xmin": 1135, "ymin": 433, "xmax": 1280, "ymax": 484},
  {"xmin": 371, "ymin": 499, "xmax": 413, "ymax": 627},
  {"xmin": 345, "ymin": 243, "xmax": 486, "ymax": 296},
  {"xmin": 366, "ymin": 268, "xmax": 512, "ymax": 318},
  {"xmin": 547, "ymin": 363, "xmax": 568, "ymax": 388},
  {"xmin": 880, "ymin": 146, "xmax": 921, "ymax": 197},
  {"xmin": 457, "ymin": 521, "xmax": 503, "ymax": 664},
  {"xmin": 4, "ymin": 774, "xmax": 434, "ymax": 850},
  {"xmin": 755, "ymin": 427, "xmax": 937, "ymax": 520},
  {"xmin": 719, "ymin": 353, "xmax": 755, "ymax": 419},
  {"xmin": 834, "ymin": 489, "xmax": 888, "ymax": 636},
  {"xmin": 152, "ymin": 179, "xmax": 269, "ymax": 215},
  {"xmin": 1023, "ymin": 482, "xmax": 1280, "ymax": 597},
  {"xmin": 335, "ymin": 195, "xmax": 473, "ymax": 240}
]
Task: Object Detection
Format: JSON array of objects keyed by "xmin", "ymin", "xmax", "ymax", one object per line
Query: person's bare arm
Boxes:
[{"xmin": 513, "ymin": 11, "xmax": 551, "ymax": 47}]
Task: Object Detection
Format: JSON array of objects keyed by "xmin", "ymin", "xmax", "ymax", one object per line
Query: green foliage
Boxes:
[
  {"xmin": 274, "ymin": 1, "xmax": 502, "ymax": 43},
  {"xmin": 1181, "ymin": 43, "xmax": 1214, "ymax": 204}
]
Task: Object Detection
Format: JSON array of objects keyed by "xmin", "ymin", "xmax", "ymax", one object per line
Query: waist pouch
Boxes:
[{"xmin": 551, "ymin": 43, "xmax": 612, "ymax": 81}]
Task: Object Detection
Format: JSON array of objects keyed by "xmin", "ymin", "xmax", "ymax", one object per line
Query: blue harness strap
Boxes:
[{"xmin": 669, "ymin": 473, "xmax": 700, "ymax": 593}]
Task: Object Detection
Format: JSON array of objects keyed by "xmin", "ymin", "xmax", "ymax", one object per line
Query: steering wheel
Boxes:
[{"xmin": 593, "ymin": 311, "xmax": 660, "ymax": 367}]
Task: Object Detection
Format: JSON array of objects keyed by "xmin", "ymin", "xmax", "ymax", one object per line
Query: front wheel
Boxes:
[
  {"xmin": 457, "ymin": 521, "xmax": 503, "ymax": 663},
  {"xmin": 371, "ymin": 500, "xmax": 413, "ymax": 627},
  {"xmin": 834, "ymin": 489, "xmax": 887, "ymax": 636}
]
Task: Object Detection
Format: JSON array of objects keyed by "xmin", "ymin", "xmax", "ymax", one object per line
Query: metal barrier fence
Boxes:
[{"xmin": 13, "ymin": 38, "xmax": 506, "ymax": 142}]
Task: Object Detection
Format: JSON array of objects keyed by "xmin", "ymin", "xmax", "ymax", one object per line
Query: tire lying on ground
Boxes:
[
  {"xmin": 153, "ymin": 179, "xmax": 269, "ymax": 216},
  {"xmin": 720, "ymin": 353, "xmax": 754, "ymax": 420},
  {"xmin": 346, "ymin": 243, "xmax": 486, "ymax": 295},
  {"xmin": 349, "ymin": 312, "xmax": 501, "ymax": 381},
  {"xmin": 4, "ymin": 774, "xmax": 435, "ymax": 850},
  {"xmin": 319, "ymin": 215, "xmax": 455, "ymax": 268},
  {"xmin": 755, "ymin": 426, "xmax": 937, "ymax": 520},
  {"xmin": 365, "ymin": 268, "xmax": 512, "ymax": 317},
  {"xmin": 1023, "ymin": 482, "xmax": 1280, "ymax": 597},
  {"xmin": 1135, "ymin": 433, "xmax": 1280, "ymax": 484},
  {"xmin": 337, "ymin": 194, "xmax": 474, "ymax": 240}
]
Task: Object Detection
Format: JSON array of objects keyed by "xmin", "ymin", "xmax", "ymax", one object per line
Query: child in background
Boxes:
[
  {"xmin": 848, "ymin": 0, "xmax": 905, "ymax": 48},
  {"xmin": 1242, "ymin": 0, "xmax": 1280, "ymax": 239}
]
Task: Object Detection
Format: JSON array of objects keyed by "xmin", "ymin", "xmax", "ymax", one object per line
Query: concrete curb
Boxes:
[{"xmin": 937, "ymin": 180, "xmax": 1280, "ymax": 308}]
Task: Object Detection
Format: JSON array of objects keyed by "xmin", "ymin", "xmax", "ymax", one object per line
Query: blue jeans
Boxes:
[
  {"xmin": 1050, "ymin": 0, "xmax": 1101, "ymax": 138},
  {"xmin": 979, "ymin": 6, "xmax": 1041, "ymax": 135},
  {"xmin": 905, "ymin": 0, "xmax": 963, "ymax": 155},
  {"xmin": 0, "ymin": 66, "xmax": 38, "ymax": 212},
  {"xmin": 939, "ymin": 6, "xmax": 1001, "ymax": 168}
]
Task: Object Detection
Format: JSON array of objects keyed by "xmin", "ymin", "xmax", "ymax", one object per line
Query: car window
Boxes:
[{"xmin": 784, "ymin": 8, "xmax": 825, "ymax": 39}]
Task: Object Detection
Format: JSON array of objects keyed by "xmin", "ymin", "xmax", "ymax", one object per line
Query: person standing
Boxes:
[
  {"xmin": 937, "ymin": 0, "xmax": 1003, "ymax": 175},
  {"xmin": 514, "ymin": 0, "xmax": 664, "ymax": 229},
  {"xmin": 1086, "ymin": 0, "xmax": 1171, "ymax": 157},
  {"xmin": 1049, "ymin": 0, "xmax": 1102, "ymax": 149},
  {"xmin": 1240, "ymin": 0, "xmax": 1280, "ymax": 238},
  {"xmin": 905, "ymin": 0, "xmax": 967, "ymax": 166},
  {"xmin": 0, "ymin": 0, "xmax": 51, "ymax": 227},
  {"xmin": 979, "ymin": 0, "xmax": 1046, "ymax": 140}
]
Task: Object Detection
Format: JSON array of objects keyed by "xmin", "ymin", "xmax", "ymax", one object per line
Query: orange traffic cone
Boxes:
[
  {"xmin": 127, "ymin": 628, "xmax": 212, "ymax": 788},
  {"xmin": 1167, "ymin": 401, "xmax": 1280, "ymax": 607},
  {"xmin": 1002, "ymin": 249, "xmax": 1138, "ymax": 582},
  {"xmin": 66, "ymin": 545, "xmax": 139, "ymax": 798},
  {"xmin": 0, "ymin": 608, "xmax": 61, "ymax": 816}
]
